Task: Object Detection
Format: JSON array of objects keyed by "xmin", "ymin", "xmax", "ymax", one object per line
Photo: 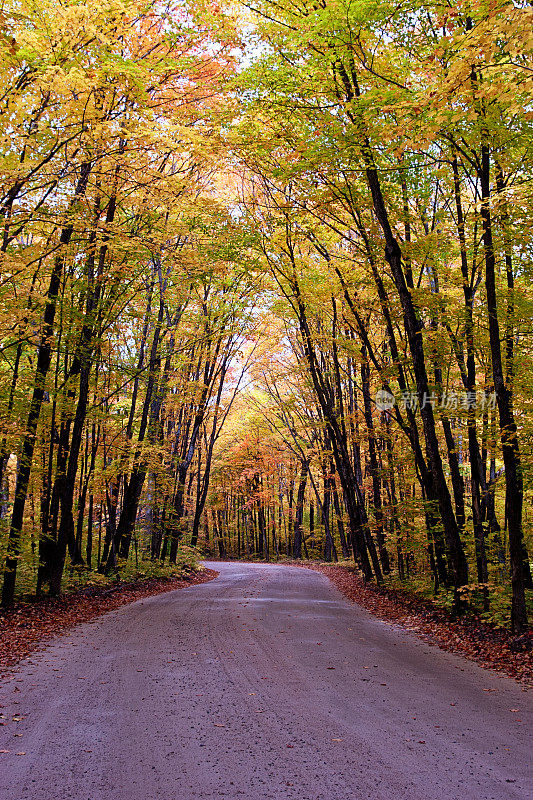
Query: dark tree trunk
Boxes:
[
  {"xmin": 2, "ymin": 163, "xmax": 91, "ymax": 606},
  {"xmin": 363, "ymin": 150, "xmax": 468, "ymax": 588},
  {"xmin": 113, "ymin": 287, "xmax": 167, "ymax": 567},
  {"xmin": 289, "ymin": 278, "xmax": 377, "ymax": 581},
  {"xmin": 328, "ymin": 61, "xmax": 467, "ymax": 586},
  {"xmin": 479, "ymin": 142, "xmax": 527, "ymax": 631},
  {"xmin": 292, "ymin": 460, "xmax": 308, "ymax": 559},
  {"xmin": 361, "ymin": 355, "xmax": 390, "ymax": 573}
]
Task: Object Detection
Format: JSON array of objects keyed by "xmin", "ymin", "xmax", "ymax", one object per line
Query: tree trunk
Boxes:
[
  {"xmin": 2, "ymin": 162, "xmax": 91, "ymax": 606},
  {"xmin": 292, "ymin": 460, "xmax": 307, "ymax": 559},
  {"xmin": 479, "ymin": 142, "xmax": 527, "ymax": 631},
  {"xmin": 361, "ymin": 355, "xmax": 390, "ymax": 573}
]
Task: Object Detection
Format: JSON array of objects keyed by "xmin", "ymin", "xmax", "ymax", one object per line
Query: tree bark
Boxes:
[{"xmin": 2, "ymin": 162, "xmax": 91, "ymax": 606}]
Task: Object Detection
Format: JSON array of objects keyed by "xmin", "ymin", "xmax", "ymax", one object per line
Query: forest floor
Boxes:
[
  {"xmin": 0, "ymin": 567, "xmax": 217, "ymax": 674},
  {"xmin": 296, "ymin": 562, "xmax": 533, "ymax": 685}
]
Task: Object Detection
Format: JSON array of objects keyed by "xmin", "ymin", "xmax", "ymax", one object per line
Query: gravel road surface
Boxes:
[{"xmin": 0, "ymin": 561, "xmax": 531, "ymax": 799}]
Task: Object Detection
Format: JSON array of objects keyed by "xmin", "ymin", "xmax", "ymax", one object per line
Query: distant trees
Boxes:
[{"xmin": 204, "ymin": 0, "xmax": 533, "ymax": 630}]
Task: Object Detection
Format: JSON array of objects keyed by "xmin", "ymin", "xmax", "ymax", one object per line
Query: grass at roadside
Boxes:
[{"xmin": 0, "ymin": 544, "xmax": 203, "ymax": 603}]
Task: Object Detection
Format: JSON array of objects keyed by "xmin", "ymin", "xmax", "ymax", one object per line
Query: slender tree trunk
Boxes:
[
  {"xmin": 289, "ymin": 276, "xmax": 377, "ymax": 581},
  {"xmin": 363, "ymin": 146, "xmax": 467, "ymax": 588},
  {"xmin": 292, "ymin": 460, "xmax": 307, "ymax": 559},
  {"xmin": 2, "ymin": 163, "xmax": 91, "ymax": 606},
  {"xmin": 361, "ymin": 355, "xmax": 390, "ymax": 573},
  {"xmin": 479, "ymin": 142, "xmax": 527, "ymax": 631}
]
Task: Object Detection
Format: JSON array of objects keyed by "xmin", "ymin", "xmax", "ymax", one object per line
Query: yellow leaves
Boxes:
[{"xmin": 42, "ymin": 65, "xmax": 90, "ymax": 96}]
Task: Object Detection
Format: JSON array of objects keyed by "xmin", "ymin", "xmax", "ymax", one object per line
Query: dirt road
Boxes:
[{"xmin": 0, "ymin": 562, "xmax": 530, "ymax": 799}]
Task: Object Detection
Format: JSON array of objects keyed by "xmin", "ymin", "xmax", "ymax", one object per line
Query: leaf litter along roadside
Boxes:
[
  {"xmin": 0, "ymin": 569, "xmax": 218, "ymax": 675},
  {"xmin": 299, "ymin": 562, "xmax": 532, "ymax": 687}
]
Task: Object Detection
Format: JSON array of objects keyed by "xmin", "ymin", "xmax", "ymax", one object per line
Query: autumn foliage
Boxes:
[{"xmin": 0, "ymin": 0, "xmax": 532, "ymax": 633}]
